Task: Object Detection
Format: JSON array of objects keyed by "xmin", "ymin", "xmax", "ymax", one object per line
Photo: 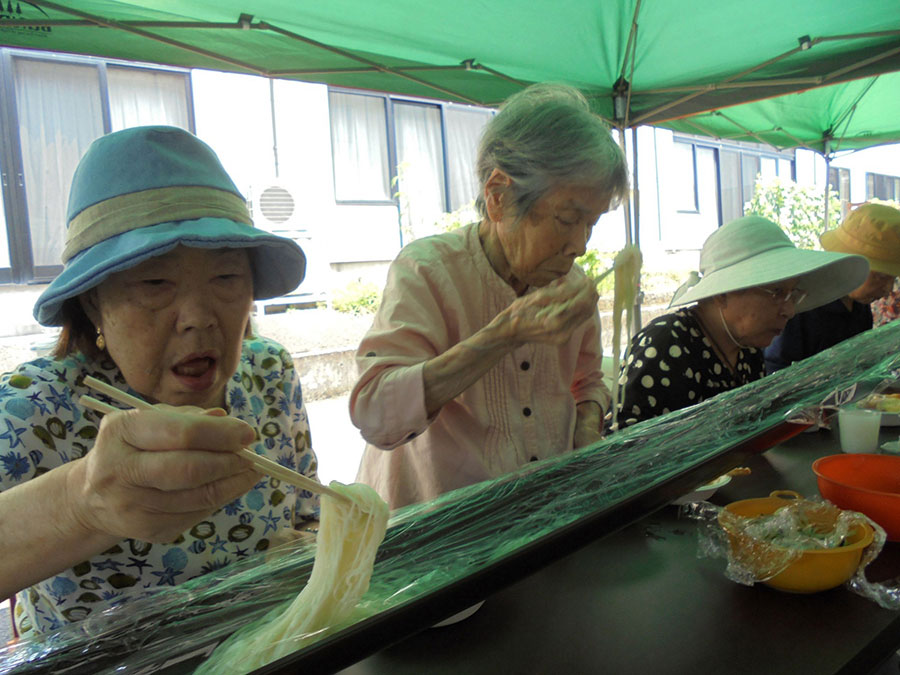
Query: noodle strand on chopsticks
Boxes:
[
  {"xmin": 610, "ymin": 245, "xmax": 642, "ymax": 430},
  {"xmin": 195, "ymin": 482, "xmax": 389, "ymax": 674}
]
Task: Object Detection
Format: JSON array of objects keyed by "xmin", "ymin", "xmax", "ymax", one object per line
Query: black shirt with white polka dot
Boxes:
[{"xmin": 615, "ymin": 308, "xmax": 765, "ymax": 428}]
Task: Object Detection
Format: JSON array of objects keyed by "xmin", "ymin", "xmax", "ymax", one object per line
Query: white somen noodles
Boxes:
[
  {"xmin": 611, "ymin": 245, "xmax": 642, "ymax": 430},
  {"xmin": 195, "ymin": 482, "xmax": 389, "ymax": 674}
]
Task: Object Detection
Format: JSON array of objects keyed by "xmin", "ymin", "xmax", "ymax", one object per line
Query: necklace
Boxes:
[
  {"xmin": 718, "ymin": 307, "xmax": 746, "ymax": 349},
  {"xmin": 691, "ymin": 307, "xmax": 738, "ymax": 373}
]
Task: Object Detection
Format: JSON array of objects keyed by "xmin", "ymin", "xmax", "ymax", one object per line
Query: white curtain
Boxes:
[
  {"xmin": 760, "ymin": 157, "xmax": 778, "ymax": 180},
  {"xmin": 444, "ymin": 105, "xmax": 491, "ymax": 210},
  {"xmin": 0, "ymin": 170, "xmax": 9, "ymax": 269},
  {"xmin": 719, "ymin": 149, "xmax": 743, "ymax": 224},
  {"xmin": 14, "ymin": 58, "xmax": 104, "ymax": 268},
  {"xmin": 778, "ymin": 158, "xmax": 794, "ymax": 180},
  {"xmin": 107, "ymin": 66, "xmax": 190, "ymax": 131},
  {"xmin": 673, "ymin": 142, "xmax": 698, "ymax": 212},
  {"xmin": 11, "ymin": 58, "xmax": 191, "ymax": 273},
  {"xmin": 329, "ymin": 92, "xmax": 390, "ymax": 202},
  {"xmin": 394, "ymin": 101, "xmax": 446, "ymax": 241}
]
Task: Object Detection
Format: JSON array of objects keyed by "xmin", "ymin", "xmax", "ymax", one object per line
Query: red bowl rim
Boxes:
[{"xmin": 812, "ymin": 454, "xmax": 900, "ymax": 500}]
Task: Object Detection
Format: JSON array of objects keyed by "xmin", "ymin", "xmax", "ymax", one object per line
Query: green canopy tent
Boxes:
[
  {"xmin": 662, "ymin": 71, "xmax": 900, "ymax": 154},
  {"xmin": 662, "ymin": 70, "xmax": 900, "ymax": 229},
  {"xmin": 2, "ymin": 0, "xmax": 899, "ymax": 128},
  {"xmin": 3, "ymin": 0, "xmax": 898, "ymax": 324},
  {"xmin": 3, "ymin": 2, "xmax": 900, "ymax": 669}
]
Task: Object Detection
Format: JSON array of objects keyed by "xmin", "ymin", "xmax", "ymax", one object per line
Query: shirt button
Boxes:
[
  {"xmin": 523, "ymin": 407, "xmax": 532, "ymax": 417},
  {"xmin": 520, "ymin": 361, "xmax": 530, "ymax": 371}
]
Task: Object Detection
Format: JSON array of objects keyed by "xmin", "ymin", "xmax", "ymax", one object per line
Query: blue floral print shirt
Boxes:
[{"xmin": 0, "ymin": 336, "xmax": 320, "ymax": 636}]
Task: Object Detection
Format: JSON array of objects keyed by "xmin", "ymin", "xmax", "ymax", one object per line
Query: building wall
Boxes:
[
  {"xmin": 2, "ymin": 49, "xmax": 900, "ymax": 335},
  {"xmin": 190, "ymin": 70, "xmax": 402, "ymax": 301}
]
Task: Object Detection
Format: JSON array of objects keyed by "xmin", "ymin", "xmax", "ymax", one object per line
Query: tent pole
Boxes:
[
  {"xmin": 823, "ymin": 137, "xmax": 832, "ymax": 233},
  {"xmin": 270, "ymin": 78, "xmax": 280, "ymax": 178},
  {"xmin": 631, "ymin": 126, "xmax": 642, "ymax": 334},
  {"xmin": 823, "ymin": 156, "xmax": 832, "ymax": 232},
  {"xmin": 616, "ymin": 127, "xmax": 632, "ymax": 245}
]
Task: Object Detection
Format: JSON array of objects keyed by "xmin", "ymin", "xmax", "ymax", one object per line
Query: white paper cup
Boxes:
[{"xmin": 838, "ymin": 407, "xmax": 882, "ymax": 453}]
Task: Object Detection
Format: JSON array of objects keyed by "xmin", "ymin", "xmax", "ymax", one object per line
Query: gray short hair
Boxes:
[{"xmin": 475, "ymin": 82, "xmax": 629, "ymax": 221}]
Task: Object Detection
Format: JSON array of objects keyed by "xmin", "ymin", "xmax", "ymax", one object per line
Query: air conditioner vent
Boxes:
[{"xmin": 258, "ymin": 185, "xmax": 295, "ymax": 224}]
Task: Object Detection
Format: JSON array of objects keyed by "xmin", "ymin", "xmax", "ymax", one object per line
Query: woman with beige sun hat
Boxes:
[
  {"xmin": 615, "ymin": 214, "xmax": 868, "ymax": 429},
  {"xmin": 765, "ymin": 202, "xmax": 900, "ymax": 373}
]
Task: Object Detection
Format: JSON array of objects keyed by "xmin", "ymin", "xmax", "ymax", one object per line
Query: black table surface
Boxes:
[{"xmin": 339, "ymin": 426, "xmax": 900, "ymax": 675}]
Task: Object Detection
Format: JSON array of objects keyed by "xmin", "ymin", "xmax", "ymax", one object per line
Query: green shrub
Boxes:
[
  {"xmin": 435, "ymin": 201, "xmax": 478, "ymax": 233},
  {"xmin": 640, "ymin": 269, "xmax": 686, "ymax": 298},
  {"xmin": 576, "ymin": 249, "xmax": 617, "ymax": 295},
  {"xmin": 578, "ymin": 248, "xmax": 693, "ymax": 304},
  {"xmin": 747, "ymin": 176, "xmax": 841, "ymax": 249},
  {"xmin": 331, "ymin": 279, "xmax": 382, "ymax": 316}
]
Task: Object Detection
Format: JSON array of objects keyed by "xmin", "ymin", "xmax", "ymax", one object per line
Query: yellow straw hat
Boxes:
[{"xmin": 820, "ymin": 203, "xmax": 900, "ymax": 277}]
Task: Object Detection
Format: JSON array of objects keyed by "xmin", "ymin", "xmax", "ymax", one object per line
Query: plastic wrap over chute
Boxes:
[{"xmin": 3, "ymin": 321, "xmax": 900, "ymax": 673}]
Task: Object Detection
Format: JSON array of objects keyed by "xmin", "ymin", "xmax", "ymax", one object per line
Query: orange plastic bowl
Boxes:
[
  {"xmin": 720, "ymin": 491, "xmax": 874, "ymax": 593},
  {"xmin": 813, "ymin": 453, "xmax": 900, "ymax": 541}
]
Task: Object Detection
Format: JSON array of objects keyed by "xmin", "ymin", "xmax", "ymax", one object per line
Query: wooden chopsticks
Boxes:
[{"xmin": 80, "ymin": 375, "xmax": 347, "ymax": 502}]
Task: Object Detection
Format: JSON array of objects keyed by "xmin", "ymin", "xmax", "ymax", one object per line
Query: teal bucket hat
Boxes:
[{"xmin": 34, "ymin": 125, "xmax": 307, "ymax": 326}]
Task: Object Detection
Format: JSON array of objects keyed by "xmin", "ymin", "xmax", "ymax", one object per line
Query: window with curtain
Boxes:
[
  {"xmin": 777, "ymin": 158, "xmax": 794, "ymax": 179},
  {"xmin": 675, "ymin": 134, "xmax": 795, "ymax": 229},
  {"xmin": 719, "ymin": 149, "xmax": 742, "ymax": 223},
  {"xmin": 2, "ymin": 51, "xmax": 193, "ymax": 283},
  {"xmin": 394, "ymin": 101, "xmax": 446, "ymax": 241},
  {"xmin": 867, "ymin": 173, "xmax": 900, "ymax": 202},
  {"xmin": 740, "ymin": 154, "xmax": 761, "ymax": 208},
  {"xmin": 107, "ymin": 66, "xmax": 190, "ymax": 131},
  {"xmin": 328, "ymin": 91, "xmax": 391, "ymax": 202},
  {"xmin": 444, "ymin": 105, "xmax": 491, "ymax": 211},
  {"xmin": 13, "ymin": 58, "xmax": 105, "ymax": 272},
  {"xmin": 760, "ymin": 157, "xmax": 777, "ymax": 180},
  {"xmin": 673, "ymin": 142, "xmax": 699, "ymax": 212},
  {"xmin": 0, "ymin": 175, "xmax": 9, "ymax": 272},
  {"xmin": 828, "ymin": 167, "xmax": 851, "ymax": 204}
]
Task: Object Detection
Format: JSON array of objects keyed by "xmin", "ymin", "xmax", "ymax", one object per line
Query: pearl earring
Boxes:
[{"xmin": 95, "ymin": 327, "xmax": 106, "ymax": 351}]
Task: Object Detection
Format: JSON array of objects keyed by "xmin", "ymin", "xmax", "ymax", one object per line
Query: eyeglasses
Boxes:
[{"xmin": 754, "ymin": 286, "xmax": 808, "ymax": 306}]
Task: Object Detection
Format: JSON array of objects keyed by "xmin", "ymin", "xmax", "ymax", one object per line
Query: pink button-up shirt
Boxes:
[{"xmin": 350, "ymin": 223, "xmax": 610, "ymax": 509}]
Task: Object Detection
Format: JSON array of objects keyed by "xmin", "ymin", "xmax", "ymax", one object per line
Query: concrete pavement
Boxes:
[{"xmin": 305, "ymin": 394, "xmax": 365, "ymax": 486}]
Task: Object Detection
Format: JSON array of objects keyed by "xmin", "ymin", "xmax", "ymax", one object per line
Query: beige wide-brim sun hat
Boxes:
[
  {"xmin": 820, "ymin": 203, "xmax": 900, "ymax": 277},
  {"xmin": 669, "ymin": 215, "xmax": 869, "ymax": 312}
]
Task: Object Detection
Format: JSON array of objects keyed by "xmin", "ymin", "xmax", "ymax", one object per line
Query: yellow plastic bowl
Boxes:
[{"xmin": 719, "ymin": 490, "xmax": 874, "ymax": 593}]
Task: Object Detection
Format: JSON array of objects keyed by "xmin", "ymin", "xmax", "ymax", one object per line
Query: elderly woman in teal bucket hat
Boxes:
[{"xmin": 0, "ymin": 126, "xmax": 320, "ymax": 637}]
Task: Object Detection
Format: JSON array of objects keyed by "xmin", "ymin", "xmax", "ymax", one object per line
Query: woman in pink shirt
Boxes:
[{"xmin": 350, "ymin": 83, "xmax": 629, "ymax": 509}]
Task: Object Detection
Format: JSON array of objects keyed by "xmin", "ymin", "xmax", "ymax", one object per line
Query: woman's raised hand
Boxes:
[
  {"xmin": 67, "ymin": 406, "xmax": 261, "ymax": 544},
  {"xmin": 495, "ymin": 274, "xmax": 599, "ymax": 347}
]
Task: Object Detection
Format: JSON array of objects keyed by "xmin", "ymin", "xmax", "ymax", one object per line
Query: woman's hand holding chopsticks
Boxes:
[
  {"xmin": 68, "ymin": 404, "xmax": 262, "ymax": 543},
  {"xmin": 81, "ymin": 376, "xmax": 346, "ymax": 502}
]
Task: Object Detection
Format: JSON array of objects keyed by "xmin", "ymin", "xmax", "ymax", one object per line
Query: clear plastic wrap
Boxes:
[{"xmin": 3, "ymin": 321, "xmax": 900, "ymax": 673}]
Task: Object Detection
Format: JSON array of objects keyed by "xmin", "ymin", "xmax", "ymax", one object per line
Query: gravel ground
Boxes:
[
  {"xmin": 0, "ymin": 298, "xmax": 670, "ymax": 375},
  {"xmin": 252, "ymin": 308, "xmax": 374, "ymax": 355}
]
